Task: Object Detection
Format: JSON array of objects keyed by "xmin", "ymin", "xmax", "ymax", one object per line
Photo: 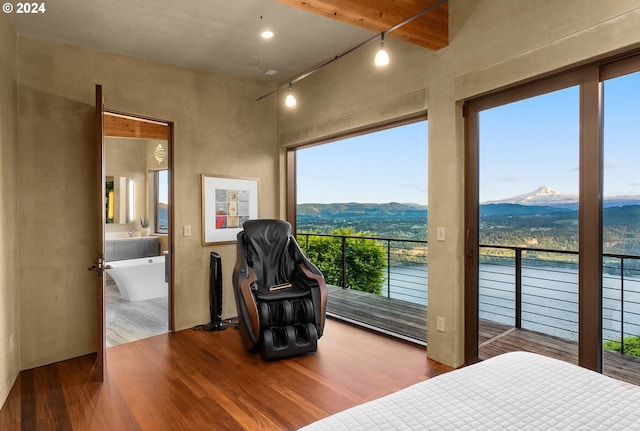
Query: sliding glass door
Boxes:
[
  {"xmin": 601, "ymin": 59, "xmax": 640, "ymax": 385},
  {"xmin": 465, "ymin": 64, "xmax": 604, "ymax": 374},
  {"xmin": 475, "ymin": 87, "xmax": 580, "ymax": 366}
]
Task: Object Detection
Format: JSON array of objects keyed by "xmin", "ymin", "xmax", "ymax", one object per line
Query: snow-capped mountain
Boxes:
[
  {"xmin": 484, "ymin": 186, "xmax": 578, "ymax": 206},
  {"xmin": 484, "ymin": 186, "xmax": 640, "ymax": 208}
]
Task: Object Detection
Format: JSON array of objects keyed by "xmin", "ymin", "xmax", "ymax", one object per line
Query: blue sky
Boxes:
[
  {"xmin": 480, "ymin": 72, "xmax": 640, "ymax": 202},
  {"xmin": 602, "ymin": 72, "xmax": 640, "ymax": 198},
  {"xmin": 296, "ymin": 121, "xmax": 428, "ymax": 204},
  {"xmin": 479, "ymin": 86, "xmax": 580, "ymax": 202},
  {"xmin": 158, "ymin": 169, "xmax": 169, "ymax": 204},
  {"xmin": 297, "ymin": 71, "xmax": 639, "ymax": 204}
]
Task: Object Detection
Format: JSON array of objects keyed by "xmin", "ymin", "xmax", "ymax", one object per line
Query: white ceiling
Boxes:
[{"xmin": 8, "ymin": 0, "xmax": 376, "ymax": 83}]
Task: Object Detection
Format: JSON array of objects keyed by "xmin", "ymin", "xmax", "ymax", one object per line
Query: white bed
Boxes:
[{"xmin": 299, "ymin": 351, "xmax": 640, "ymax": 430}]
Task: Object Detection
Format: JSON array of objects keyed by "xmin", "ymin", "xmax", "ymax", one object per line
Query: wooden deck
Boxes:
[
  {"xmin": 327, "ymin": 285, "xmax": 640, "ymax": 386},
  {"xmin": 478, "ymin": 320, "xmax": 640, "ymax": 386},
  {"xmin": 327, "ymin": 285, "xmax": 427, "ymax": 344}
]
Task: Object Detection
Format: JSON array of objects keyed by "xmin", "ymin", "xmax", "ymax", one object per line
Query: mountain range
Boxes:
[
  {"xmin": 297, "ymin": 202, "xmax": 427, "ymax": 218},
  {"xmin": 297, "ymin": 186, "xmax": 640, "ymax": 255},
  {"xmin": 297, "ymin": 186, "xmax": 640, "ymax": 218}
]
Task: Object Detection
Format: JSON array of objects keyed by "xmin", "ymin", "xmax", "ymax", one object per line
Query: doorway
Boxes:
[
  {"xmin": 464, "ymin": 66, "xmax": 602, "ymax": 371},
  {"xmin": 103, "ymin": 112, "xmax": 173, "ymax": 346},
  {"xmin": 473, "ymin": 85, "xmax": 580, "ymax": 367}
]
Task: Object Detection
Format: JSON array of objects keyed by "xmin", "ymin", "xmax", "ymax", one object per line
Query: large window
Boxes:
[
  {"xmin": 155, "ymin": 169, "xmax": 169, "ymax": 234},
  {"xmin": 466, "ymin": 51, "xmax": 640, "ymax": 385},
  {"xmin": 289, "ymin": 119, "xmax": 429, "ymax": 342},
  {"xmin": 601, "ymin": 63, "xmax": 640, "ymax": 383},
  {"xmin": 477, "ymin": 86, "xmax": 580, "ymax": 365}
]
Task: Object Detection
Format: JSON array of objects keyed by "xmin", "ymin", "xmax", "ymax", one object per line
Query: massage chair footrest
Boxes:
[{"xmin": 261, "ymin": 323, "xmax": 318, "ymax": 361}]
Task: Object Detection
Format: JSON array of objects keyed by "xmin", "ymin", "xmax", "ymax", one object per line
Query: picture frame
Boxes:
[{"xmin": 201, "ymin": 174, "xmax": 259, "ymax": 245}]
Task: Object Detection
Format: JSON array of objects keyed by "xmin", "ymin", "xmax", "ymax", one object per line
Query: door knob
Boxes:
[{"xmin": 88, "ymin": 261, "xmax": 112, "ymax": 271}]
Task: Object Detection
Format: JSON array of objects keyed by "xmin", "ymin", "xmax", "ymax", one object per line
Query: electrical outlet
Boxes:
[
  {"xmin": 437, "ymin": 316, "xmax": 445, "ymax": 332},
  {"xmin": 183, "ymin": 225, "xmax": 192, "ymax": 237},
  {"xmin": 437, "ymin": 227, "xmax": 445, "ymax": 241}
]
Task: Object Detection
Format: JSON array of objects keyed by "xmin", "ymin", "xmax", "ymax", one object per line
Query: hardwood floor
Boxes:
[{"xmin": 0, "ymin": 319, "xmax": 452, "ymax": 431}]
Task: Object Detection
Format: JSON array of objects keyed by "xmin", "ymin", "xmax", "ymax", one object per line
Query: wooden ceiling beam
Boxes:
[
  {"xmin": 104, "ymin": 113, "xmax": 169, "ymax": 140},
  {"xmin": 274, "ymin": 0, "xmax": 448, "ymax": 50}
]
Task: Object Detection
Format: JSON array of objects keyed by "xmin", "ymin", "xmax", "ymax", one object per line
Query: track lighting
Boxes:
[
  {"xmin": 256, "ymin": 0, "xmax": 447, "ymax": 106},
  {"xmin": 374, "ymin": 33, "xmax": 390, "ymax": 67},
  {"xmin": 285, "ymin": 83, "xmax": 297, "ymax": 107}
]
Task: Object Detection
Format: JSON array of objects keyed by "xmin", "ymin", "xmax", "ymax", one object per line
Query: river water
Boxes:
[{"xmin": 381, "ymin": 263, "xmax": 640, "ymax": 342}]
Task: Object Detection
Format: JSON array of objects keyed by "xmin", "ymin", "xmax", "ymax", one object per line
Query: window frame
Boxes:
[
  {"xmin": 154, "ymin": 168, "xmax": 169, "ymax": 235},
  {"xmin": 286, "ymin": 113, "xmax": 428, "ymax": 235},
  {"xmin": 464, "ymin": 49, "xmax": 640, "ymax": 370}
]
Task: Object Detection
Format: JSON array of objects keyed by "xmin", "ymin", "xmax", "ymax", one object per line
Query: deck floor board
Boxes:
[{"xmin": 327, "ymin": 285, "xmax": 640, "ymax": 386}]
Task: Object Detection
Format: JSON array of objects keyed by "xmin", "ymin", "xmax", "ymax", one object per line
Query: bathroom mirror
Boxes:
[
  {"xmin": 106, "ymin": 175, "xmax": 135, "ymax": 224},
  {"xmin": 104, "ymin": 135, "xmax": 168, "ymax": 228}
]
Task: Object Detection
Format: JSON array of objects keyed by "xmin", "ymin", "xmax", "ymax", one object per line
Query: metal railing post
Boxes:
[
  {"xmin": 621, "ymin": 257, "xmax": 625, "ymax": 355},
  {"xmin": 387, "ymin": 239, "xmax": 391, "ymax": 298},
  {"xmin": 341, "ymin": 236, "xmax": 347, "ymax": 289},
  {"xmin": 515, "ymin": 248, "xmax": 522, "ymax": 329}
]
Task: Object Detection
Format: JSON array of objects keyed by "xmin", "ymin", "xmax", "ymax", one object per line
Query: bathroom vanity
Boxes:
[{"xmin": 105, "ymin": 237, "xmax": 159, "ymax": 261}]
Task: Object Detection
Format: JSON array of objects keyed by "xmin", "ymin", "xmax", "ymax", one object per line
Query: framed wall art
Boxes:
[{"xmin": 201, "ymin": 174, "xmax": 259, "ymax": 245}]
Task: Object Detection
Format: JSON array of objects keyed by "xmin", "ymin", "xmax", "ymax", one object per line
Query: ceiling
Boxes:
[{"xmin": 8, "ymin": 0, "xmax": 448, "ymax": 83}]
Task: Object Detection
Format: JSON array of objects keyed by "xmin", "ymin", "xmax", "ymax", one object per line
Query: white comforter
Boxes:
[{"xmin": 299, "ymin": 351, "xmax": 640, "ymax": 430}]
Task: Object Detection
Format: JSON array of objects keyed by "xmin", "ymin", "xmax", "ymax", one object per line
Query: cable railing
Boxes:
[
  {"xmin": 603, "ymin": 254, "xmax": 640, "ymax": 356},
  {"xmin": 296, "ymin": 232, "xmax": 428, "ymax": 305},
  {"xmin": 479, "ymin": 245, "xmax": 640, "ymax": 354},
  {"xmin": 297, "ymin": 231, "xmax": 640, "ymax": 358},
  {"xmin": 478, "ymin": 246, "xmax": 580, "ymax": 341}
]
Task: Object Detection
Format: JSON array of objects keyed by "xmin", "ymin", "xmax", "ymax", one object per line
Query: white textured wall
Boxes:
[
  {"xmin": 17, "ymin": 38, "xmax": 278, "ymax": 369},
  {"xmin": 0, "ymin": 13, "xmax": 19, "ymax": 407},
  {"xmin": 277, "ymin": 0, "xmax": 640, "ymax": 367}
]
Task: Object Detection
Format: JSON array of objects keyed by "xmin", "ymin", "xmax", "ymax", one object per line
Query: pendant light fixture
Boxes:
[
  {"xmin": 154, "ymin": 143, "xmax": 166, "ymax": 164},
  {"xmin": 285, "ymin": 83, "xmax": 297, "ymax": 107},
  {"xmin": 374, "ymin": 33, "xmax": 390, "ymax": 67}
]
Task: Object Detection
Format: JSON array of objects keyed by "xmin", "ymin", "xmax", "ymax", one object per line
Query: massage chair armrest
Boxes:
[
  {"xmin": 298, "ymin": 263, "xmax": 328, "ymax": 337},
  {"xmin": 232, "ymin": 238, "xmax": 261, "ymax": 351}
]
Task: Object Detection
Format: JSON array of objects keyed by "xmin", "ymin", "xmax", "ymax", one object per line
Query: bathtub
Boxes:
[{"xmin": 106, "ymin": 255, "xmax": 168, "ymax": 301}]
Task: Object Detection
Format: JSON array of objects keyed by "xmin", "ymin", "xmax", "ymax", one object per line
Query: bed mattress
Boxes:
[{"xmin": 298, "ymin": 351, "xmax": 640, "ymax": 430}]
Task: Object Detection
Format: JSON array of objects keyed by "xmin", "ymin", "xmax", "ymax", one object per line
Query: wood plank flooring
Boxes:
[{"xmin": 0, "ymin": 319, "xmax": 452, "ymax": 431}]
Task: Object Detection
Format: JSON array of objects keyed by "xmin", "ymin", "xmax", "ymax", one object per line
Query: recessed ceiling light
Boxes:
[
  {"xmin": 261, "ymin": 30, "xmax": 274, "ymax": 39},
  {"xmin": 264, "ymin": 69, "xmax": 278, "ymax": 76}
]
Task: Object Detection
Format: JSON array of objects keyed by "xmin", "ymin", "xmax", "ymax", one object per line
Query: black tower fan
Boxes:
[{"xmin": 204, "ymin": 252, "xmax": 228, "ymax": 331}]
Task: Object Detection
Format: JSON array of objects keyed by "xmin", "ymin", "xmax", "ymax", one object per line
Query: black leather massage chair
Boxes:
[{"xmin": 232, "ymin": 219, "xmax": 328, "ymax": 360}]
